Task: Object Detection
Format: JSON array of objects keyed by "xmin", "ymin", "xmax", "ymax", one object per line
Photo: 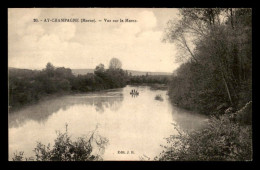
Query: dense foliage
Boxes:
[
  {"xmin": 9, "ymin": 60, "xmax": 128, "ymax": 110},
  {"xmin": 165, "ymin": 8, "xmax": 252, "ymax": 115},
  {"xmin": 157, "ymin": 8, "xmax": 252, "ymax": 161},
  {"xmin": 129, "ymin": 75, "xmax": 170, "ymax": 84},
  {"xmin": 12, "ymin": 124, "xmax": 108, "ymax": 161},
  {"xmin": 156, "ymin": 108, "xmax": 252, "ymax": 161}
]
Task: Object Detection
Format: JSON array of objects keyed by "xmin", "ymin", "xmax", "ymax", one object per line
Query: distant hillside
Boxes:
[
  {"xmin": 8, "ymin": 67, "xmax": 40, "ymax": 77},
  {"xmin": 71, "ymin": 69, "xmax": 172, "ymax": 76},
  {"xmin": 9, "ymin": 67, "xmax": 34, "ymax": 71}
]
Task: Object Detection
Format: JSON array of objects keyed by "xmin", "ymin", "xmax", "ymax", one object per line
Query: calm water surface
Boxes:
[{"xmin": 8, "ymin": 85, "xmax": 207, "ymax": 160}]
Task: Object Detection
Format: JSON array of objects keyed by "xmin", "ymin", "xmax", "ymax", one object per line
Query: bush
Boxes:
[
  {"xmin": 156, "ymin": 114, "xmax": 252, "ymax": 161},
  {"xmin": 155, "ymin": 94, "xmax": 163, "ymax": 101},
  {"xmin": 12, "ymin": 124, "xmax": 109, "ymax": 161}
]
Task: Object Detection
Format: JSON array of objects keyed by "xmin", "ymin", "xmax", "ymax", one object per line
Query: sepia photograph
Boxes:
[{"xmin": 8, "ymin": 8, "xmax": 252, "ymax": 161}]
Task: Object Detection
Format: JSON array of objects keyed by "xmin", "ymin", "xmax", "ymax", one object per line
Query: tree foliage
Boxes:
[
  {"xmin": 156, "ymin": 113, "xmax": 252, "ymax": 161},
  {"xmin": 109, "ymin": 58, "xmax": 122, "ymax": 70},
  {"xmin": 129, "ymin": 75, "xmax": 170, "ymax": 85},
  {"xmin": 158, "ymin": 8, "xmax": 252, "ymax": 161},
  {"xmin": 165, "ymin": 8, "xmax": 252, "ymax": 114},
  {"xmin": 9, "ymin": 61, "xmax": 129, "ymax": 110}
]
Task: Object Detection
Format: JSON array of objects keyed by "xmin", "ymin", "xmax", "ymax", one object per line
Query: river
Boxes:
[{"xmin": 8, "ymin": 85, "xmax": 207, "ymax": 161}]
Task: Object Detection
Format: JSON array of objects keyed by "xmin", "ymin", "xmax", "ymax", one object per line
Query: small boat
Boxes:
[
  {"xmin": 130, "ymin": 92, "xmax": 139, "ymax": 95},
  {"xmin": 130, "ymin": 90, "xmax": 139, "ymax": 95}
]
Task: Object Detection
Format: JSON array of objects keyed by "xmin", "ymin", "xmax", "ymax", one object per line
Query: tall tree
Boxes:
[
  {"xmin": 165, "ymin": 8, "xmax": 252, "ymax": 111},
  {"xmin": 45, "ymin": 62, "xmax": 55, "ymax": 78},
  {"xmin": 109, "ymin": 58, "xmax": 122, "ymax": 70}
]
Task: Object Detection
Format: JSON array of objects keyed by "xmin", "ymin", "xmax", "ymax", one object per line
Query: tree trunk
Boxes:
[
  {"xmin": 230, "ymin": 8, "xmax": 234, "ymax": 29},
  {"xmin": 181, "ymin": 35, "xmax": 198, "ymax": 63},
  {"xmin": 221, "ymin": 71, "xmax": 233, "ymax": 105}
]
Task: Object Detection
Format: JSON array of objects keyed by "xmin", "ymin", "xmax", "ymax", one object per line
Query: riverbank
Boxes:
[
  {"xmin": 9, "ymin": 62, "xmax": 129, "ymax": 113},
  {"xmin": 156, "ymin": 111, "xmax": 252, "ymax": 161},
  {"xmin": 155, "ymin": 100, "xmax": 252, "ymax": 161},
  {"xmin": 9, "ymin": 83, "xmax": 167, "ymax": 113},
  {"xmin": 128, "ymin": 83, "xmax": 168, "ymax": 90},
  {"xmin": 9, "ymin": 87, "xmax": 127, "ymax": 113}
]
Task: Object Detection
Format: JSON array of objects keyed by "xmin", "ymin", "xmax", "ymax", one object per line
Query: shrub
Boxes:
[
  {"xmin": 156, "ymin": 114, "xmax": 252, "ymax": 161},
  {"xmin": 12, "ymin": 124, "xmax": 109, "ymax": 161},
  {"xmin": 155, "ymin": 94, "xmax": 163, "ymax": 101}
]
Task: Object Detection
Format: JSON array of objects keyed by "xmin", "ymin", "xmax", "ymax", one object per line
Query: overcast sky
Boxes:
[{"xmin": 8, "ymin": 8, "xmax": 181, "ymax": 72}]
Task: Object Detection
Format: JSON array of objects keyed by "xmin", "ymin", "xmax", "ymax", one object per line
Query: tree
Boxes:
[
  {"xmin": 94, "ymin": 64, "xmax": 105, "ymax": 74},
  {"xmin": 46, "ymin": 62, "xmax": 55, "ymax": 71},
  {"xmin": 165, "ymin": 8, "xmax": 252, "ymax": 114},
  {"xmin": 55, "ymin": 67, "xmax": 73, "ymax": 79},
  {"xmin": 94, "ymin": 63, "xmax": 106, "ymax": 82},
  {"xmin": 45, "ymin": 62, "xmax": 55, "ymax": 78},
  {"xmin": 109, "ymin": 58, "xmax": 122, "ymax": 70},
  {"xmin": 163, "ymin": 8, "xmax": 228, "ymax": 63},
  {"xmin": 165, "ymin": 8, "xmax": 252, "ymax": 108}
]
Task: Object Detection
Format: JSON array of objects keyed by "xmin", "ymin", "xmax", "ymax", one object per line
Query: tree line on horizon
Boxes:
[
  {"xmin": 9, "ymin": 57, "xmax": 169, "ymax": 110},
  {"xmin": 8, "ymin": 58, "xmax": 127, "ymax": 109}
]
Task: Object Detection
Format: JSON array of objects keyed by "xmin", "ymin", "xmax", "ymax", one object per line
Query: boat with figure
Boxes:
[{"xmin": 130, "ymin": 89, "xmax": 139, "ymax": 95}]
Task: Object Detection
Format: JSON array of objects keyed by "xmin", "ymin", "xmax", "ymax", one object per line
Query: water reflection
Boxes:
[
  {"xmin": 130, "ymin": 94, "xmax": 139, "ymax": 98},
  {"xmin": 9, "ymin": 90, "xmax": 124, "ymax": 128},
  {"xmin": 170, "ymin": 104, "xmax": 208, "ymax": 132}
]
